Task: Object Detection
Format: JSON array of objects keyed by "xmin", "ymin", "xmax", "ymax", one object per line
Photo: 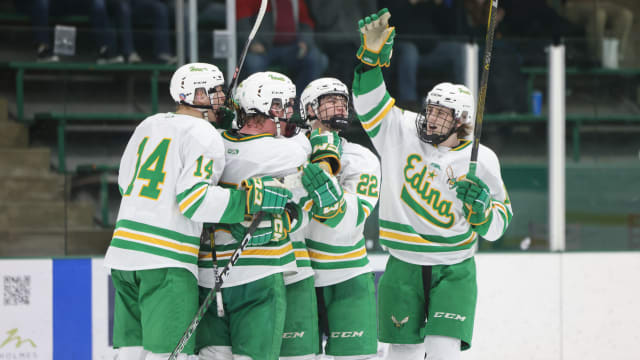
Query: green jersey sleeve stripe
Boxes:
[
  {"xmin": 352, "ymin": 64, "xmax": 385, "ymax": 95},
  {"xmin": 218, "ymin": 188, "xmax": 247, "ymax": 224},
  {"xmin": 183, "ymin": 196, "xmax": 206, "ymax": 219},
  {"xmin": 366, "ymin": 123, "xmax": 382, "ymax": 138},
  {"xmin": 115, "ymin": 219, "xmax": 200, "ymax": 245},
  {"xmin": 359, "ymin": 92, "xmax": 392, "ymax": 124},
  {"xmin": 176, "ymin": 182, "xmax": 209, "ymax": 203}
]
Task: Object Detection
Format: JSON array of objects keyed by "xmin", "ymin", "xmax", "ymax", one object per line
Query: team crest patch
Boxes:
[{"xmin": 391, "ymin": 315, "xmax": 409, "ymax": 328}]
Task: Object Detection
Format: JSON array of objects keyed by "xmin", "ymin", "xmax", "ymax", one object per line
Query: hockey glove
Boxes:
[
  {"xmin": 215, "ymin": 105, "xmax": 236, "ymax": 130},
  {"xmin": 455, "ymin": 173, "xmax": 493, "ymax": 226},
  {"xmin": 309, "ymin": 128, "xmax": 342, "ymax": 175},
  {"xmin": 356, "ymin": 8, "xmax": 396, "ymax": 67},
  {"xmin": 243, "ymin": 176, "xmax": 292, "ymax": 215},
  {"xmin": 229, "ymin": 212, "xmax": 291, "ymax": 246},
  {"xmin": 301, "ymin": 163, "xmax": 344, "ymax": 218}
]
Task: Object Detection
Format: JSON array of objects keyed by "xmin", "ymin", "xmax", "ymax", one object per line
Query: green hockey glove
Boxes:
[
  {"xmin": 243, "ymin": 176, "xmax": 292, "ymax": 215},
  {"xmin": 356, "ymin": 8, "xmax": 396, "ymax": 67},
  {"xmin": 229, "ymin": 212, "xmax": 291, "ymax": 246},
  {"xmin": 215, "ymin": 105, "xmax": 236, "ymax": 130},
  {"xmin": 301, "ymin": 163, "xmax": 344, "ymax": 217},
  {"xmin": 309, "ymin": 128, "xmax": 342, "ymax": 175},
  {"xmin": 455, "ymin": 173, "xmax": 492, "ymax": 226}
]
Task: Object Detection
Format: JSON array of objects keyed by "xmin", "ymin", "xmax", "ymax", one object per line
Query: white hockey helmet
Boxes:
[
  {"xmin": 416, "ymin": 82, "xmax": 475, "ymax": 144},
  {"xmin": 234, "ymin": 71, "xmax": 298, "ymax": 136},
  {"xmin": 300, "ymin": 77, "xmax": 350, "ymax": 130},
  {"xmin": 425, "ymin": 82, "xmax": 475, "ymax": 123},
  {"xmin": 234, "ymin": 71, "xmax": 296, "ymax": 117},
  {"xmin": 169, "ymin": 62, "xmax": 225, "ymax": 107}
]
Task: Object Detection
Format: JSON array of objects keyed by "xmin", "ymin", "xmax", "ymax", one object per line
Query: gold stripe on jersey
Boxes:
[
  {"xmin": 178, "ymin": 185, "xmax": 207, "ymax": 212},
  {"xmin": 308, "ymin": 246, "xmax": 367, "ymax": 261},
  {"xmin": 214, "ymin": 241, "xmax": 294, "ymax": 259},
  {"xmin": 379, "ymin": 229, "xmax": 476, "ymax": 247},
  {"xmin": 361, "ymin": 97, "xmax": 395, "ymax": 131},
  {"xmin": 113, "ymin": 229, "xmax": 199, "ymax": 255},
  {"xmin": 222, "ymin": 131, "xmax": 274, "ymax": 142}
]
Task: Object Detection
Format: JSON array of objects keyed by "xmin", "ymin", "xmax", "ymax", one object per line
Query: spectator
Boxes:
[
  {"xmin": 464, "ymin": 0, "xmax": 529, "ymax": 114},
  {"xmin": 238, "ymin": 0, "xmax": 328, "ymax": 93},
  {"xmin": 14, "ymin": 0, "xmax": 123, "ymax": 63},
  {"xmin": 380, "ymin": 0, "xmax": 471, "ymax": 108},
  {"xmin": 307, "ymin": 0, "xmax": 376, "ymax": 88},
  {"xmin": 110, "ymin": 0, "xmax": 176, "ymax": 64},
  {"xmin": 564, "ymin": 0, "xmax": 633, "ymax": 63}
]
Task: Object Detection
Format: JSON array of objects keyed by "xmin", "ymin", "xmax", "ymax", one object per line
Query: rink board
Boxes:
[{"xmin": 0, "ymin": 253, "xmax": 639, "ymax": 359}]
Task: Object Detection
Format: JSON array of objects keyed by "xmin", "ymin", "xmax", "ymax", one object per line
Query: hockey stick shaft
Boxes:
[
  {"xmin": 469, "ymin": 0, "xmax": 499, "ymax": 176},
  {"xmin": 224, "ymin": 0, "xmax": 268, "ymax": 107},
  {"xmin": 168, "ymin": 211, "xmax": 265, "ymax": 360}
]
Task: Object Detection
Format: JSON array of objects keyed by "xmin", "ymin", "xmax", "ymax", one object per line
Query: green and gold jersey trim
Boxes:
[
  {"xmin": 111, "ymin": 219, "xmax": 200, "ymax": 264},
  {"xmin": 176, "ymin": 182, "xmax": 209, "ymax": 219},
  {"xmin": 292, "ymin": 241, "xmax": 311, "ymax": 268},
  {"xmin": 198, "ymin": 237, "xmax": 295, "ymax": 268},
  {"xmin": 305, "ymin": 237, "xmax": 370, "ymax": 270},
  {"xmin": 378, "ymin": 219, "xmax": 477, "ymax": 253},
  {"xmin": 222, "ymin": 131, "xmax": 274, "ymax": 142},
  {"xmin": 450, "ymin": 139, "xmax": 471, "ymax": 151}
]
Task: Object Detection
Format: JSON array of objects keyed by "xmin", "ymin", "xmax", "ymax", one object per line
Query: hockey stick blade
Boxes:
[
  {"xmin": 469, "ymin": 0, "xmax": 499, "ymax": 175},
  {"xmin": 168, "ymin": 212, "xmax": 265, "ymax": 359}
]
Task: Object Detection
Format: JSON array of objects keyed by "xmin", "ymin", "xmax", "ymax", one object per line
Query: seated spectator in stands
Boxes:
[
  {"xmin": 380, "ymin": 0, "xmax": 470, "ymax": 108},
  {"xmin": 308, "ymin": 0, "xmax": 376, "ymax": 89},
  {"xmin": 14, "ymin": 0, "xmax": 122, "ymax": 63},
  {"xmin": 238, "ymin": 0, "xmax": 328, "ymax": 93},
  {"xmin": 564, "ymin": 0, "xmax": 633, "ymax": 63},
  {"xmin": 111, "ymin": 0, "xmax": 176, "ymax": 64},
  {"xmin": 464, "ymin": 0, "xmax": 528, "ymax": 114}
]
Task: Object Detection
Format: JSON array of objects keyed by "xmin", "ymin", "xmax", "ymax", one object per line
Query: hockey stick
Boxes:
[
  {"xmin": 168, "ymin": 211, "xmax": 265, "ymax": 360},
  {"xmin": 224, "ymin": 0, "xmax": 268, "ymax": 108},
  {"xmin": 468, "ymin": 0, "xmax": 499, "ymax": 176}
]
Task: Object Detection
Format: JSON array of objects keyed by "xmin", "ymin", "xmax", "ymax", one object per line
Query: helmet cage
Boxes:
[{"xmin": 415, "ymin": 104, "xmax": 458, "ymax": 145}]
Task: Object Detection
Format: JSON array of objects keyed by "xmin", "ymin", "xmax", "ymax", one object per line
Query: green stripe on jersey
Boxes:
[
  {"xmin": 379, "ymin": 219, "xmax": 477, "ymax": 253},
  {"xmin": 310, "ymin": 257, "xmax": 369, "ymax": 270},
  {"xmin": 115, "ymin": 219, "xmax": 200, "ymax": 245},
  {"xmin": 111, "ymin": 237, "xmax": 198, "ymax": 264},
  {"xmin": 360, "ymin": 92, "xmax": 392, "ymax": 123},
  {"xmin": 305, "ymin": 237, "xmax": 366, "ymax": 254}
]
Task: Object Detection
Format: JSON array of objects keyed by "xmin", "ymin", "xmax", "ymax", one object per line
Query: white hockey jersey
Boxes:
[
  {"xmin": 104, "ymin": 113, "xmax": 246, "ymax": 278},
  {"xmin": 197, "ymin": 131, "xmax": 313, "ymax": 288},
  {"xmin": 352, "ymin": 66, "xmax": 513, "ymax": 266},
  {"xmin": 305, "ymin": 138, "xmax": 380, "ymax": 287}
]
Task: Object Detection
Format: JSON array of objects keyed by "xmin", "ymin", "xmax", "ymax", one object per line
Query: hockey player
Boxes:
[
  {"xmin": 299, "ymin": 77, "xmax": 381, "ymax": 360},
  {"xmin": 352, "ymin": 9, "xmax": 513, "ymax": 360},
  {"xmin": 104, "ymin": 63, "xmax": 293, "ymax": 360},
  {"xmin": 196, "ymin": 71, "xmax": 344, "ymax": 360}
]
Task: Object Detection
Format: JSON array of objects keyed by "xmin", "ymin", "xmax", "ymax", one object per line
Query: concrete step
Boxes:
[
  {"xmin": 0, "ymin": 98, "xmax": 7, "ymax": 122},
  {"xmin": 0, "ymin": 147, "xmax": 51, "ymax": 176},
  {"xmin": 0, "ymin": 122, "xmax": 28, "ymax": 148},
  {"xmin": 0, "ymin": 174, "xmax": 66, "ymax": 202},
  {"xmin": 0, "ymin": 228, "xmax": 114, "ymax": 257},
  {"xmin": 0, "ymin": 201, "xmax": 95, "ymax": 229}
]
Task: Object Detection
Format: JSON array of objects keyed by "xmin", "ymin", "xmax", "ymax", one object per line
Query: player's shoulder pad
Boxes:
[{"xmin": 341, "ymin": 138, "xmax": 380, "ymax": 173}]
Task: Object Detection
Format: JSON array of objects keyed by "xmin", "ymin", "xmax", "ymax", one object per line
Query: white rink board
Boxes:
[{"xmin": 371, "ymin": 252, "xmax": 640, "ymax": 360}]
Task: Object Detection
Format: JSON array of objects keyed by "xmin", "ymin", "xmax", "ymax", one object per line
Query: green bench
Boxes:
[
  {"xmin": 75, "ymin": 164, "xmax": 119, "ymax": 227},
  {"xmin": 9, "ymin": 61, "xmax": 177, "ymax": 123},
  {"xmin": 33, "ymin": 112, "xmax": 149, "ymax": 173},
  {"xmin": 485, "ymin": 113, "xmax": 640, "ymax": 161}
]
